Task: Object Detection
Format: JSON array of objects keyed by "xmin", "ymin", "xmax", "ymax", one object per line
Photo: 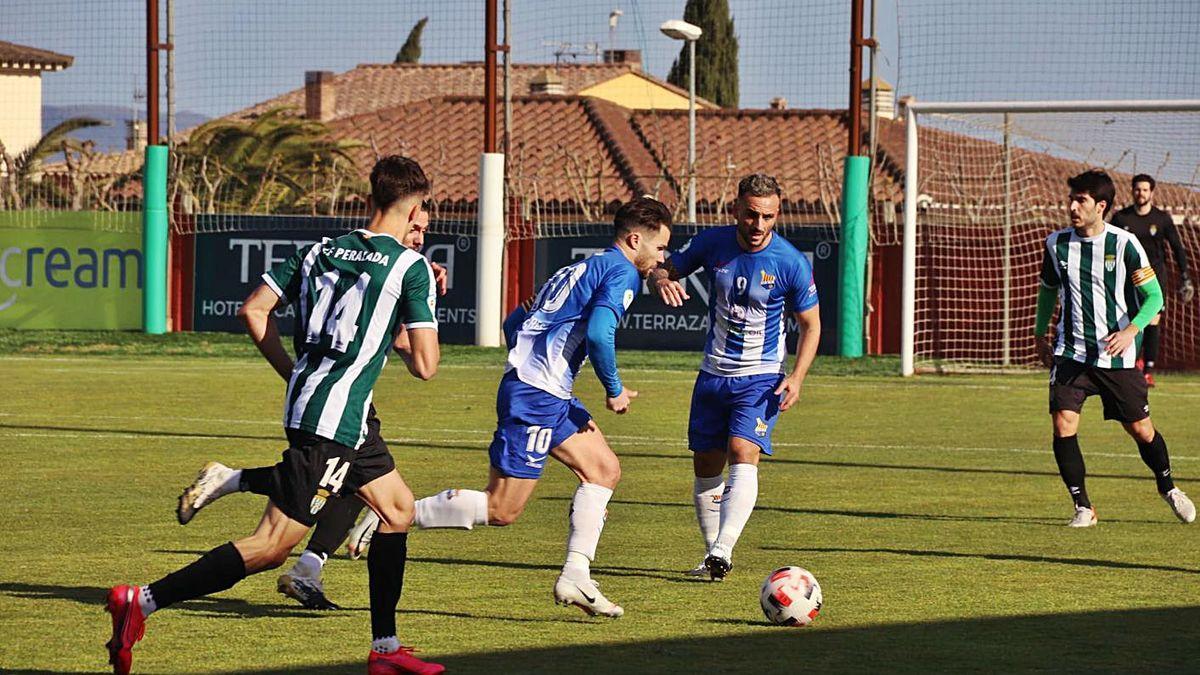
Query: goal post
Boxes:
[{"xmin": 901, "ymin": 99, "xmax": 1200, "ymax": 376}]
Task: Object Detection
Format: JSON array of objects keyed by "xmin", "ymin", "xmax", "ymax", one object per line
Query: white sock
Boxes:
[
  {"xmin": 713, "ymin": 464, "xmax": 758, "ymax": 558},
  {"xmin": 137, "ymin": 585, "xmax": 157, "ymax": 616},
  {"xmin": 372, "ymin": 636, "xmax": 400, "ymax": 655},
  {"xmin": 563, "ymin": 483, "xmax": 613, "ymax": 579},
  {"xmin": 291, "ymin": 550, "xmax": 325, "ymax": 578},
  {"xmin": 693, "ymin": 474, "xmax": 725, "ymax": 552},
  {"xmin": 412, "ymin": 489, "xmax": 489, "ymax": 529},
  {"xmin": 223, "ymin": 468, "xmax": 243, "ymax": 494}
]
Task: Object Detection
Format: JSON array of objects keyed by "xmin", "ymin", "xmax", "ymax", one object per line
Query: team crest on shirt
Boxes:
[
  {"xmin": 1150, "ymin": 225, "xmax": 1158, "ymax": 236},
  {"xmin": 622, "ymin": 289, "xmax": 635, "ymax": 309},
  {"xmin": 759, "ymin": 270, "xmax": 776, "ymax": 289},
  {"xmin": 755, "ymin": 417, "xmax": 768, "ymax": 437},
  {"xmin": 310, "ymin": 488, "xmax": 331, "ymax": 515},
  {"xmin": 1104, "ymin": 254, "xmax": 1116, "ymax": 272}
]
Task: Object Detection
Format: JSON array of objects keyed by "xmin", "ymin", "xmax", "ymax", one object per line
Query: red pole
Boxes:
[
  {"xmin": 484, "ymin": 0, "xmax": 498, "ymax": 153},
  {"xmin": 147, "ymin": 0, "xmax": 160, "ymax": 144},
  {"xmin": 848, "ymin": 0, "xmax": 864, "ymax": 156}
]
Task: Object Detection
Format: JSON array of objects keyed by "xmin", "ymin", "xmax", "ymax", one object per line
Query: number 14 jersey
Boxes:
[{"xmin": 264, "ymin": 229, "xmax": 437, "ymax": 448}]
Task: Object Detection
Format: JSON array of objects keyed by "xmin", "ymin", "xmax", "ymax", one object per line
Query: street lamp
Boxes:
[{"xmin": 660, "ymin": 19, "xmax": 702, "ymax": 223}]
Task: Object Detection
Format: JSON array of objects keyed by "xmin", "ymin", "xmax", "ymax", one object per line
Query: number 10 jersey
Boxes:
[{"xmin": 263, "ymin": 229, "xmax": 437, "ymax": 448}]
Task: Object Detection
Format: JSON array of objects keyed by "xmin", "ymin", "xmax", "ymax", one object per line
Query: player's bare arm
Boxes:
[
  {"xmin": 238, "ymin": 283, "xmax": 294, "ymax": 381},
  {"xmin": 401, "ymin": 327, "xmax": 439, "ymax": 380},
  {"xmin": 776, "ymin": 305, "xmax": 820, "ymax": 411},
  {"xmin": 650, "ymin": 259, "xmax": 689, "ymax": 307}
]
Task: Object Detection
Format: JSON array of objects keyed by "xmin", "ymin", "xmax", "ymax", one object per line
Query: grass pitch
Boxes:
[{"xmin": 1, "ymin": 336, "xmax": 1198, "ymax": 673}]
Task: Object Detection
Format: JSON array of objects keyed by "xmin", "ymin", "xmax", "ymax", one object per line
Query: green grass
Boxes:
[{"xmin": 1, "ymin": 345, "xmax": 1198, "ymax": 673}]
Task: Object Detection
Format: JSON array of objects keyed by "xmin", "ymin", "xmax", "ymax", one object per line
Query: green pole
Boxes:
[
  {"xmin": 142, "ymin": 144, "xmax": 168, "ymax": 334},
  {"xmin": 838, "ymin": 154, "xmax": 870, "ymax": 357}
]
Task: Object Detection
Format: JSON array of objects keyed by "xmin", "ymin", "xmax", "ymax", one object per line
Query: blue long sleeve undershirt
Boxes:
[
  {"xmin": 586, "ymin": 305, "xmax": 623, "ymax": 398},
  {"xmin": 503, "ymin": 303, "xmax": 528, "ymax": 350}
]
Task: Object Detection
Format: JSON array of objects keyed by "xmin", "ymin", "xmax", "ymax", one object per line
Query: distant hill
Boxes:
[{"xmin": 43, "ymin": 105, "xmax": 209, "ymax": 152}]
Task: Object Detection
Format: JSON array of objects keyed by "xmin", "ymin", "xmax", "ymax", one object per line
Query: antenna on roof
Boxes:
[{"xmin": 541, "ymin": 40, "xmax": 602, "ymax": 66}]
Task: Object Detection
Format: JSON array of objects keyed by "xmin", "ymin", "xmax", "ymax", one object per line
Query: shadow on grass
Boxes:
[
  {"xmin": 767, "ymin": 545, "xmax": 1200, "ymax": 575},
  {"xmin": 616, "ymin": 450, "xmax": 1165, "ymax": 484},
  {"xmin": 549, "ymin": 496, "xmax": 1167, "ymax": 527},
  {"xmin": 25, "ymin": 605, "xmax": 1176, "ymax": 674}
]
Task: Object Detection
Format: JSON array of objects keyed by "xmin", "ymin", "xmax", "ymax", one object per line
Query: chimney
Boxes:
[
  {"xmin": 603, "ymin": 49, "xmax": 642, "ymax": 72},
  {"xmin": 529, "ymin": 69, "xmax": 565, "ymax": 95},
  {"xmin": 862, "ymin": 77, "xmax": 896, "ymax": 120},
  {"xmin": 125, "ymin": 119, "xmax": 146, "ymax": 152},
  {"xmin": 769, "ymin": 97, "xmax": 788, "ymax": 110},
  {"xmin": 305, "ymin": 71, "xmax": 337, "ymax": 121}
]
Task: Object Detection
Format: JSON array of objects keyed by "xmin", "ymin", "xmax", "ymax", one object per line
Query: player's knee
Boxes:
[{"xmin": 1125, "ymin": 419, "xmax": 1155, "ymax": 443}]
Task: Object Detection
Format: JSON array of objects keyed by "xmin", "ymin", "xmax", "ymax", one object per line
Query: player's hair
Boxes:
[
  {"xmin": 370, "ymin": 155, "xmax": 430, "ymax": 213},
  {"xmin": 614, "ymin": 196, "xmax": 672, "ymax": 236},
  {"xmin": 1131, "ymin": 173, "xmax": 1156, "ymax": 191},
  {"xmin": 737, "ymin": 173, "xmax": 782, "ymax": 200},
  {"xmin": 1067, "ymin": 169, "xmax": 1116, "ymax": 217}
]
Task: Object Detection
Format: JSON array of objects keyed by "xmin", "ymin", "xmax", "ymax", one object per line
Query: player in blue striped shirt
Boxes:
[
  {"xmin": 400, "ymin": 197, "xmax": 673, "ymax": 617},
  {"xmin": 650, "ymin": 174, "xmax": 821, "ymax": 581}
]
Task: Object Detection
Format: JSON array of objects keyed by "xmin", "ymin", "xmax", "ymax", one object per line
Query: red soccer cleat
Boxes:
[
  {"xmin": 367, "ymin": 647, "xmax": 446, "ymax": 675},
  {"xmin": 105, "ymin": 585, "xmax": 147, "ymax": 675}
]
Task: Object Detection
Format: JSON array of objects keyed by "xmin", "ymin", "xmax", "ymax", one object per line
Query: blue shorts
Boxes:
[
  {"xmin": 687, "ymin": 371, "xmax": 783, "ymax": 455},
  {"xmin": 489, "ymin": 372, "xmax": 592, "ymax": 479}
]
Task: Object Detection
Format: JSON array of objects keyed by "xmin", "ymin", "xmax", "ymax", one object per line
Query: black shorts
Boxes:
[
  {"xmin": 267, "ymin": 410, "xmax": 395, "ymax": 527},
  {"xmin": 1049, "ymin": 357, "xmax": 1150, "ymax": 423}
]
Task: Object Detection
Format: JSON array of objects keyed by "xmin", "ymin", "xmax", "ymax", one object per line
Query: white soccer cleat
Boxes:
[
  {"xmin": 1067, "ymin": 505, "xmax": 1097, "ymax": 528},
  {"xmin": 347, "ymin": 510, "xmax": 381, "ymax": 559},
  {"xmin": 1162, "ymin": 488, "xmax": 1196, "ymax": 524},
  {"xmin": 176, "ymin": 461, "xmax": 236, "ymax": 525},
  {"xmin": 554, "ymin": 575, "xmax": 624, "ymax": 618}
]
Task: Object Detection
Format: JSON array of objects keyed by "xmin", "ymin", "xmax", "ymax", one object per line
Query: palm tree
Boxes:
[
  {"xmin": 0, "ymin": 117, "xmax": 106, "ymax": 210},
  {"xmin": 172, "ymin": 107, "xmax": 364, "ymax": 215}
]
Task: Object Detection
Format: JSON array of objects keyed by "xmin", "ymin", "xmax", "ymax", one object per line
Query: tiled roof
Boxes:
[
  {"xmin": 236, "ymin": 62, "xmax": 716, "ymax": 121},
  {"xmin": 628, "ymin": 108, "xmax": 876, "ymax": 214},
  {"xmin": 0, "ymin": 40, "xmax": 73, "ymax": 70},
  {"xmin": 873, "ymin": 116, "xmax": 1200, "ymax": 214},
  {"xmin": 329, "ymin": 95, "xmax": 637, "ymax": 209}
]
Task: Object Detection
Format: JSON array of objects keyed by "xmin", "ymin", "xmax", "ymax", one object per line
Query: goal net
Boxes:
[{"xmin": 900, "ymin": 102, "xmax": 1200, "ymax": 374}]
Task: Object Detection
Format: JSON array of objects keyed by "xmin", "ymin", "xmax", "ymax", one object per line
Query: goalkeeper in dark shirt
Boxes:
[{"xmin": 1111, "ymin": 173, "xmax": 1194, "ymax": 386}]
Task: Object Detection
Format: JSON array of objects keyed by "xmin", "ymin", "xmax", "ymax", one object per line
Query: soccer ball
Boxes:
[{"xmin": 759, "ymin": 566, "xmax": 822, "ymax": 626}]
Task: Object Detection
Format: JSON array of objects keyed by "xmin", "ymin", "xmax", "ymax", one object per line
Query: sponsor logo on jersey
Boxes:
[
  {"xmin": 310, "ymin": 488, "xmax": 331, "ymax": 515},
  {"xmin": 755, "ymin": 417, "xmax": 768, "ymax": 437},
  {"xmin": 759, "ymin": 270, "xmax": 776, "ymax": 288},
  {"xmin": 1105, "ymin": 254, "xmax": 1116, "ymax": 272}
]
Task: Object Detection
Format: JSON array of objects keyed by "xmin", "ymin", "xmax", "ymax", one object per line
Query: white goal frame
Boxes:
[{"xmin": 900, "ymin": 98, "xmax": 1200, "ymax": 376}]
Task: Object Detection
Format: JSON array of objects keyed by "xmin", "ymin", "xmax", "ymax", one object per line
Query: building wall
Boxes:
[
  {"xmin": 0, "ymin": 71, "xmax": 42, "ymax": 158},
  {"xmin": 579, "ymin": 73, "xmax": 714, "ymax": 111}
]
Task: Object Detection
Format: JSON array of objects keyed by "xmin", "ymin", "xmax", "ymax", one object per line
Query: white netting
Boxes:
[
  {"xmin": 1, "ymin": 0, "xmax": 145, "ymax": 232},
  {"xmin": 908, "ymin": 109, "xmax": 1200, "ymax": 371}
]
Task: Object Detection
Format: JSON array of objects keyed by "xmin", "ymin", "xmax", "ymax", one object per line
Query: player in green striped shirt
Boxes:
[
  {"xmin": 104, "ymin": 156, "xmax": 445, "ymax": 675},
  {"xmin": 1034, "ymin": 169, "xmax": 1194, "ymax": 528}
]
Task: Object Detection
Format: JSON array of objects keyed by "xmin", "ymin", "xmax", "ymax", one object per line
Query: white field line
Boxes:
[{"xmin": 0, "ymin": 411, "xmax": 1194, "ymax": 462}]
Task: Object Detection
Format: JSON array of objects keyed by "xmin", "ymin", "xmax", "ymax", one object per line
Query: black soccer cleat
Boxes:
[
  {"xmin": 703, "ymin": 553, "xmax": 733, "ymax": 581},
  {"xmin": 277, "ymin": 573, "xmax": 341, "ymax": 610}
]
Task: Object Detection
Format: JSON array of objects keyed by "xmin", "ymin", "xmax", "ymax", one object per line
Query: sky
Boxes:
[{"xmin": 5, "ymin": 0, "xmax": 1197, "ymax": 184}]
